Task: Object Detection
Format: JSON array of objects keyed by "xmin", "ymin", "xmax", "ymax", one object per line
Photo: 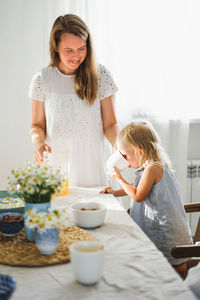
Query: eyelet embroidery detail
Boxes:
[
  {"xmin": 29, "ymin": 72, "xmax": 45, "ymax": 101},
  {"xmin": 29, "ymin": 65, "xmax": 118, "ymax": 141},
  {"xmin": 98, "ymin": 65, "xmax": 118, "ymax": 100}
]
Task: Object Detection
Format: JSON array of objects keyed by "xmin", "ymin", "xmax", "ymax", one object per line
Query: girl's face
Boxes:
[
  {"xmin": 117, "ymin": 139, "xmax": 143, "ymax": 169},
  {"xmin": 56, "ymin": 33, "xmax": 87, "ymax": 75}
]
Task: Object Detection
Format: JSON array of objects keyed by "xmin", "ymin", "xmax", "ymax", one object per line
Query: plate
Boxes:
[
  {"xmin": 0, "ymin": 274, "xmax": 16, "ymax": 299},
  {"xmin": 0, "ymin": 190, "xmax": 24, "ymax": 213}
]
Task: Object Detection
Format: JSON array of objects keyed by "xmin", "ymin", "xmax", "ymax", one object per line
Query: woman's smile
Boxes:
[
  {"xmin": 57, "ymin": 33, "xmax": 87, "ymax": 75},
  {"xmin": 69, "ymin": 59, "xmax": 81, "ymax": 66}
]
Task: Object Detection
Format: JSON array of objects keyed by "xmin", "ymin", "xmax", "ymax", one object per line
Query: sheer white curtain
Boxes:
[
  {"xmin": 148, "ymin": 118, "xmax": 190, "ymax": 203},
  {"xmin": 87, "ymin": 0, "xmax": 199, "ymax": 203},
  {"xmin": 46, "ymin": 0, "xmax": 200, "ymax": 202}
]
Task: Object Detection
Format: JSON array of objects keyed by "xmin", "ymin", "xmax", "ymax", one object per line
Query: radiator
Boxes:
[{"xmin": 187, "ymin": 160, "xmax": 200, "ymax": 235}]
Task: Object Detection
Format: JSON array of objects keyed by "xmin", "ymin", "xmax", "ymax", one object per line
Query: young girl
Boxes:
[{"xmin": 101, "ymin": 121, "xmax": 193, "ymax": 279}]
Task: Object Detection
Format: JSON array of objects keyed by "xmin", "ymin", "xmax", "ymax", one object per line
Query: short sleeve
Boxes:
[
  {"xmin": 28, "ymin": 72, "xmax": 45, "ymax": 102},
  {"xmin": 98, "ymin": 65, "xmax": 118, "ymax": 100}
]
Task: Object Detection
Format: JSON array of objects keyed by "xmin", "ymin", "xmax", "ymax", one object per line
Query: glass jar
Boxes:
[
  {"xmin": 35, "ymin": 228, "xmax": 59, "ymax": 255},
  {"xmin": 44, "ymin": 151, "xmax": 69, "ymax": 196}
]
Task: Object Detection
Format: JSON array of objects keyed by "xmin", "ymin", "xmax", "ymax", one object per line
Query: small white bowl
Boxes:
[{"xmin": 71, "ymin": 201, "xmax": 106, "ymax": 229}]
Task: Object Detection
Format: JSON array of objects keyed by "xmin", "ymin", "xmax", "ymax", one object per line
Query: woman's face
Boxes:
[
  {"xmin": 56, "ymin": 33, "xmax": 87, "ymax": 75},
  {"xmin": 117, "ymin": 139, "xmax": 143, "ymax": 169}
]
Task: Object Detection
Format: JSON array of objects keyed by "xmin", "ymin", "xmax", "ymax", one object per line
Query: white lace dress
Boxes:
[{"xmin": 28, "ymin": 65, "xmax": 118, "ymax": 187}]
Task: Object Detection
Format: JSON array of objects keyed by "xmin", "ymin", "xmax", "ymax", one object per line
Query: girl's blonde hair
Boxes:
[
  {"xmin": 118, "ymin": 121, "xmax": 172, "ymax": 169},
  {"xmin": 49, "ymin": 14, "xmax": 99, "ymax": 105}
]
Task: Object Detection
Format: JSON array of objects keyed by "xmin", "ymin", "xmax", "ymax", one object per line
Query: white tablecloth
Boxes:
[{"xmin": 0, "ymin": 187, "xmax": 197, "ymax": 300}]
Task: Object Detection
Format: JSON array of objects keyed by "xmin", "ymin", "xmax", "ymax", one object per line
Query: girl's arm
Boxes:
[
  {"xmin": 30, "ymin": 100, "xmax": 51, "ymax": 163},
  {"xmin": 111, "ymin": 165, "xmax": 162, "ymax": 202},
  {"xmin": 100, "ymin": 186, "xmax": 127, "ymax": 197},
  {"xmin": 101, "ymin": 95, "xmax": 120, "ymax": 147}
]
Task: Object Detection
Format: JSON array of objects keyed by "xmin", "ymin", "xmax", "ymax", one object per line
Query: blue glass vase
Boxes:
[
  {"xmin": 35, "ymin": 228, "xmax": 59, "ymax": 255},
  {"xmin": 24, "ymin": 202, "xmax": 51, "ymax": 242}
]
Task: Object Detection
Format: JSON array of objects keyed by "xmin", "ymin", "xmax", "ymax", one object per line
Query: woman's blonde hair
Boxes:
[
  {"xmin": 49, "ymin": 14, "xmax": 99, "ymax": 105},
  {"xmin": 118, "ymin": 121, "xmax": 172, "ymax": 169}
]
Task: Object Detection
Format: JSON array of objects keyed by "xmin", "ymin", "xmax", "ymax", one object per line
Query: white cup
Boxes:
[
  {"xmin": 69, "ymin": 240, "xmax": 104, "ymax": 285},
  {"xmin": 106, "ymin": 150, "xmax": 129, "ymax": 171}
]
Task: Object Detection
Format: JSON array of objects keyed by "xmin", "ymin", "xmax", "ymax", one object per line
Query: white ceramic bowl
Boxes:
[{"xmin": 71, "ymin": 201, "xmax": 106, "ymax": 229}]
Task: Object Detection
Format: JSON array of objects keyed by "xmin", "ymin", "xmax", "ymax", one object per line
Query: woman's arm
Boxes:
[
  {"xmin": 111, "ymin": 165, "xmax": 162, "ymax": 202},
  {"xmin": 101, "ymin": 95, "xmax": 120, "ymax": 147},
  {"xmin": 30, "ymin": 100, "xmax": 51, "ymax": 163}
]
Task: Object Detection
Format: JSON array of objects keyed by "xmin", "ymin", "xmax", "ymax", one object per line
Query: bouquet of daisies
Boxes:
[
  {"xmin": 25, "ymin": 207, "xmax": 70, "ymax": 232},
  {"xmin": 8, "ymin": 161, "xmax": 65, "ymax": 203}
]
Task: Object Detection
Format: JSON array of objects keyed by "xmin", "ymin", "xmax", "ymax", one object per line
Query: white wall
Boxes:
[
  {"xmin": 188, "ymin": 122, "xmax": 200, "ymax": 160},
  {"xmin": 0, "ymin": 0, "xmax": 50, "ymax": 188}
]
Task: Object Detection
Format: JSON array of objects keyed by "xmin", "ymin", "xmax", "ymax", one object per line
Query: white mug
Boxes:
[
  {"xmin": 106, "ymin": 150, "xmax": 129, "ymax": 171},
  {"xmin": 69, "ymin": 240, "xmax": 104, "ymax": 285}
]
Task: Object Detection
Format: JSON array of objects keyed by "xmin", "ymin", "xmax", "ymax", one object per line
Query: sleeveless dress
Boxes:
[
  {"xmin": 130, "ymin": 163, "xmax": 193, "ymax": 265},
  {"xmin": 28, "ymin": 65, "xmax": 118, "ymax": 187}
]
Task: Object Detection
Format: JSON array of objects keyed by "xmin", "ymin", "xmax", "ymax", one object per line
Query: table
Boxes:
[{"xmin": 0, "ymin": 187, "xmax": 197, "ymax": 300}]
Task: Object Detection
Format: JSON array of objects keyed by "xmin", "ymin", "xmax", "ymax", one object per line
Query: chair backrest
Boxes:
[
  {"xmin": 194, "ymin": 218, "xmax": 200, "ymax": 243},
  {"xmin": 184, "ymin": 202, "xmax": 200, "ymax": 243},
  {"xmin": 171, "ymin": 202, "xmax": 200, "ymax": 262}
]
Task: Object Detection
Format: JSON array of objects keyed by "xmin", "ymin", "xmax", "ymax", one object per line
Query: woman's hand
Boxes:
[
  {"xmin": 100, "ymin": 186, "xmax": 117, "ymax": 196},
  {"xmin": 108, "ymin": 166, "xmax": 123, "ymax": 181},
  {"xmin": 33, "ymin": 144, "xmax": 52, "ymax": 164}
]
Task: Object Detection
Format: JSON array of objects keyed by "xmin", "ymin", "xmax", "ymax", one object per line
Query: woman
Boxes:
[{"xmin": 29, "ymin": 14, "xmax": 119, "ymax": 187}]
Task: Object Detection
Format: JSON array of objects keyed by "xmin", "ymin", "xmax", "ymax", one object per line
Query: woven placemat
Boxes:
[{"xmin": 0, "ymin": 227, "xmax": 95, "ymax": 267}]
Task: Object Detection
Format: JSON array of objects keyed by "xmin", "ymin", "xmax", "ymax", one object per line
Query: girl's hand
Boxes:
[
  {"xmin": 108, "ymin": 166, "xmax": 123, "ymax": 181},
  {"xmin": 100, "ymin": 186, "xmax": 116, "ymax": 195},
  {"xmin": 33, "ymin": 144, "xmax": 52, "ymax": 164}
]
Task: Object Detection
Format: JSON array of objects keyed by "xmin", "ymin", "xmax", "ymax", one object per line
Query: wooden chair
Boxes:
[
  {"xmin": 171, "ymin": 203, "xmax": 200, "ymax": 300},
  {"xmin": 171, "ymin": 202, "xmax": 200, "ymax": 270}
]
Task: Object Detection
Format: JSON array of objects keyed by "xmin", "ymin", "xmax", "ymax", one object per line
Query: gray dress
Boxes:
[{"xmin": 130, "ymin": 163, "xmax": 193, "ymax": 265}]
